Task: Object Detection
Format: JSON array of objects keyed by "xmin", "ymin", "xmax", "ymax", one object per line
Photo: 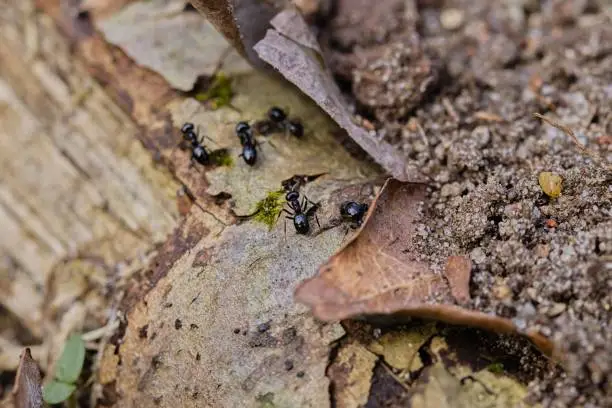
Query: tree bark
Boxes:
[{"xmin": 0, "ymin": 0, "xmax": 181, "ymax": 376}]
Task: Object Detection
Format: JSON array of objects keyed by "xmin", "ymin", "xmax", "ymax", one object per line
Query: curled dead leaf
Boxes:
[
  {"xmin": 295, "ymin": 178, "xmax": 555, "ymax": 356},
  {"xmin": 189, "ymin": 0, "xmax": 279, "ymax": 69},
  {"xmin": 444, "ymin": 256, "xmax": 472, "ymax": 304},
  {"xmin": 12, "ymin": 348, "xmax": 43, "ymax": 408},
  {"xmin": 254, "ymin": 10, "xmax": 422, "ymax": 182}
]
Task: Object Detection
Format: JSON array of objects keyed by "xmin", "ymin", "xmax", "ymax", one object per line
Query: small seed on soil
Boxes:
[
  {"xmin": 493, "ymin": 283, "xmax": 512, "ymax": 300},
  {"xmin": 538, "ymin": 172, "xmax": 562, "ymax": 198}
]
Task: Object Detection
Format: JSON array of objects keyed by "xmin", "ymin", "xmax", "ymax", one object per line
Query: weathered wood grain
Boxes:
[{"xmin": 0, "ymin": 0, "xmax": 180, "ymax": 359}]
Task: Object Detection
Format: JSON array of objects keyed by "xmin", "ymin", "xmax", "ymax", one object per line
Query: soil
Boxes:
[{"xmin": 321, "ymin": 0, "xmax": 611, "ymax": 407}]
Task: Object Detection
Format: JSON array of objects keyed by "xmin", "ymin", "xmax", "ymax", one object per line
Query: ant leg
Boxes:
[
  {"xmin": 304, "ymin": 195, "xmax": 318, "ymax": 208},
  {"xmin": 314, "ymin": 213, "xmax": 321, "ymax": 228},
  {"xmin": 340, "ymin": 226, "xmax": 350, "ymax": 243},
  {"xmin": 276, "ymin": 208, "xmax": 294, "ymax": 225},
  {"xmin": 189, "ymin": 158, "xmax": 202, "ymax": 173},
  {"xmin": 203, "ymin": 133, "xmax": 221, "ymax": 148}
]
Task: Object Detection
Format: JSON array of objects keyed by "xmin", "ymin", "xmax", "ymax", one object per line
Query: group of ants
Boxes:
[{"xmin": 179, "ymin": 106, "xmax": 369, "ymax": 235}]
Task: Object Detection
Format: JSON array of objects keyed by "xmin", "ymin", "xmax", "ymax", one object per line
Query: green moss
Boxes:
[
  {"xmin": 195, "ymin": 72, "xmax": 233, "ymax": 109},
  {"xmin": 210, "ymin": 149, "xmax": 233, "ymax": 167},
  {"xmin": 486, "ymin": 362, "xmax": 504, "ymax": 374},
  {"xmin": 253, "ymin": 189, "xmax": 286, "ymax": 229}
]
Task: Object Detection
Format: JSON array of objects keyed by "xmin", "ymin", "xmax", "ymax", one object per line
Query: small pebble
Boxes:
[
  {"xmin": 545, "ymin": 218, "xmax": 558, "ymax": 229},
  {"xmin": 440, "ymin": 8, "xmax": 465, "ymax": 30},
  {"xmin": 296, "ymin": 371, "xmax": 305, "ymax": 378},
  {"xmin": 547, "ymin": 302, "xmax": 567, "ymax": 317},
  {"xmin": 257, "ymin": 322, "xmax": 271, "ymax": 333},
  {"xmin": 470, "ymin": 247, "xmax": 487, "ymax": 264},
  {"xmin": 174, "ymin": 319, "xmax": 182, "ymax": 330}
]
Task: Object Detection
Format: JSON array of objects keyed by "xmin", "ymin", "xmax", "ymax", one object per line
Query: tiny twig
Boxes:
[
  {"xmin": 533, "ymin": 113, "xmax": 611, "ymax": 171},
  {"xmin": 380, "ymin": 361, "xmax": 411, "ymax": 392},
  {"xmin": 442, "ymin": 98, "xmax": 460, "ymax": 122}
]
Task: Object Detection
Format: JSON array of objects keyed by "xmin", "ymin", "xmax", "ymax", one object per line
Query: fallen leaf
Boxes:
[
  {"xmin": 444, "ymin": 256, "xmax": 472, "ymax": 304},
  {"xmin": 295, "ymin": 178, "xmax": 555, "ymax": 356},
  {"xmin": 295, "ymin": 178, "xmax": 449, "ymax": 319},
  {"xmin": 12, "ymin": 348, "xmax": 43, "ymax": 408},
  {"xmin": 97, "ymin": 0, "xmax": 251, "ymax": 91},
  {"xmin": 367, "ymin": 323, "xmax": 437, "ymax": 370},
  {"xmin": 254, "ymin": 10, "xmax": 422, "ymax": 182},
  {"xmin": 327, "ymin": 341, "xmax": 378, "ymax": 408},
  {"xmin": 189, "ymin": 0, "xmax": 279, "ymax": 69}
]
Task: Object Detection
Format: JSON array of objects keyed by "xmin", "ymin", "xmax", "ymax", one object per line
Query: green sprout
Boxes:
[
  {"xmin": 486, "ymin": 362, "xmax": 504, "ymax": 374},
  {"xmin": 195, "ymin": 72, "xmax": 233, "ymax": 109},
  {"xmin": 253, "ymin": 189, "xmax": 286, "ymax": 229},
  {"xmin": 43, "ymin": 334, "xmax": 85, "ymax": 405}
]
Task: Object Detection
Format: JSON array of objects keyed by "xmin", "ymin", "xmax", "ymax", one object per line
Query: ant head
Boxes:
[
  {"xmin": 183, "ymin": 130, "xmax": 197, "ymax": 143},
  {"xmin": 286, "ymin": 191, "xmax": 299, "ymax": 201},
  {"xmin": 235, "ymin": 121, "xmax": 250, "ymax": 135},
  {"xmin": 268, "ymin": 107, "xmax": 287, "ymax": 123},
  {"xmin": 181, "ymin": 122, "xmax": 195, "ymax": 134},
  {"xmin": 288, "ymin": 120, "xmax": 304, "ymax": 137}
]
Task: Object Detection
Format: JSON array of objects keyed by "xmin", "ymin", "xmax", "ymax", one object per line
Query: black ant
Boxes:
[
  {"xmin": 280, "ymin": 191, "xmax": 320, "ymax": 235},
  {"xmin": 180, "ymin": 122, "xmax": 211, "ymax": 165},
  {"xmin": 255, "ymin": 107, "xmax": 304, "ymax": 138},
  {"xmin": 340, "ymin": 201, "xmax": 369, "ymax": 228},
  {"xmin": 235, "ymin": 121, "xmax": 259, "ymax": 165}
]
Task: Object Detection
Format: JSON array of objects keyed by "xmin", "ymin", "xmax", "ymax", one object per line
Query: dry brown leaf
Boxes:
[
  {"xmin": 367, "ymin": 323, "xmax": 437, "ymax": 371},
  {"xmin": 254, "ymin": 10, "xmax": 422, "ymax": 182},
  {"xmin": 444, "ymin": 256, "xmax": 472, "ymax": 304},
  {"xmin": 189, "ymin": 0, "xmax": 279, "ymax": 69},
  {"xmin": 12, "ymin": 348, "xmax": 43, "ymax": 408},
  {"xmin": 327, "ymin": 341, "xmax": 378, "ymax": 408},
  {"xmin": 295, "ymin": 178, "xmax": 555, "ymax": 356}
]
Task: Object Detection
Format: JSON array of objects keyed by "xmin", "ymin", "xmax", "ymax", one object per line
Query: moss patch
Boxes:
[
  {"xmin": 210, "ymin": 149, "xmax": 233, "ymax": 167},
  {"xmin": 195, "ymin": 72, "xmax": 233, "ymax": 109},
  {"xmin": 253, "ymin": 189, "xmax": 286, "ymax": 229},
  {"xmin": 486, "ymin": 362, "xmax": 504, "ymax": 374}
]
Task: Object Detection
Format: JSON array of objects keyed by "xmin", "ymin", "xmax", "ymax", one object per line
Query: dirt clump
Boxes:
[{"xmin": 321, "ymin": 1, "xmax": 611, "ymax": 406}]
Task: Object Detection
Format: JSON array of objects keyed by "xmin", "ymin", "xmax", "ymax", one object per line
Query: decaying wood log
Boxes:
[{"xmin": 0, "ymin": 0, "xmax": 180, "ymax": 376}]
